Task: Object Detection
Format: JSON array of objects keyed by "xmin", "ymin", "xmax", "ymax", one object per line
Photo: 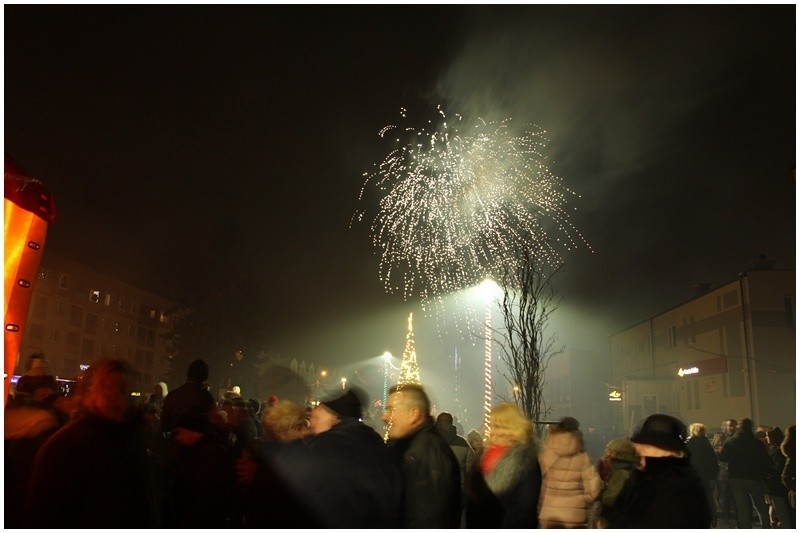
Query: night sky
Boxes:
[{"xmin": 5, "ymin": 6, "xmax": 795, "ymax": 413}]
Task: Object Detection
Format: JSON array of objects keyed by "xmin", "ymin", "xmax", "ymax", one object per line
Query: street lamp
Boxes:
[
  {"xmin": 341, "ymin": 376, "xmax": 347, "ymax": 390},
  {"xmin": 512, "ymin": 385, "xmax": 521, "ymax": 404}
]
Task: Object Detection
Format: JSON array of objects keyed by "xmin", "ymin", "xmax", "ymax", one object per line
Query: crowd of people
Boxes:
[{"xmin": 4, "ymin": 353, "xmax": 797, "ymax": 529}]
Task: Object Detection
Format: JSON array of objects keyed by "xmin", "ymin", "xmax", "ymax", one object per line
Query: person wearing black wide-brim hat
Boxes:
[{"xmin": 600, "ymin": 413, "xmax": 712, "ymax": 529}]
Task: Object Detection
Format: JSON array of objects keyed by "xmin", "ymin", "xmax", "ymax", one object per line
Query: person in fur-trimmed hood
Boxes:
[
  {"xmin": 465, "ymin": 403, "xmax": 542, "ymax": 528},
  {"xmin": 538, "ymin": 416, "xmax": 603, "ymax": 528}
]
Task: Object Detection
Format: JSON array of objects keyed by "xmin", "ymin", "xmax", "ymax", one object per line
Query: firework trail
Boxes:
[{"xmin": 354, "ymin": 105, "xmax": 591, "ymax": 306}]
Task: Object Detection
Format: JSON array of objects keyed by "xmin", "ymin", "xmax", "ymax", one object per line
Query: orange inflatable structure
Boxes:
[{"xmin": 4, "ymin": 156, "xmax": 56, "ymax": 405}]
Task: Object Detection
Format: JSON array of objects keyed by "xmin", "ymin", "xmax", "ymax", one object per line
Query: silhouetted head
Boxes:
[{"xmin": 187, "ymin": 359, "xmax": 209, "ymax": 382}]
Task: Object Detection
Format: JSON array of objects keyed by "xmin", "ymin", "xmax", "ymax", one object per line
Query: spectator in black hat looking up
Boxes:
[
  {"xmin": 601, "ymin": 413, "xmax": 712, "ymax": 529},
  {"xmin": 269, "ymin": 388, "xmax": 404, "ymax": 528}
]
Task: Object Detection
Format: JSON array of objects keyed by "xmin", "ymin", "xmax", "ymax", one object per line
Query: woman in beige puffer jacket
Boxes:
[{"xmin": 538, "ymin": 417, "xmax": 603, "ymax": 528}]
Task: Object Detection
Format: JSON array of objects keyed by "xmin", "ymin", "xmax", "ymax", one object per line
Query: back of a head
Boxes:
[
  {"xmin": 466, "ymin": 429, "xmax": 484, "ymax": 448},
  {"xmin": 82, "ymin": 357, "xmax": 138, "ymax": 422},
  {"xmin": 605, "ymin": 437, "xmax": 637, "ymax": 463},
  {"xmin": 737, "ymin": 418, "xmax": 753, "ymax": 434},
  {"xmin": 557, "ymin": 416, "xmax": 581, "ymax": 432},
  {"xmin": 436, "ymin": 412, "xmax": 454, "ymax": 426},
  {"xmin": 490, "ymin": 403, "xmax": 533, "ymax": 445},
  {"xmin": 767, "ymin": 427, "xmax": 784, "ymax": 445},
  {"xmin": 187, "ymin": 359, "xmax": 209, "ymax": 382},
  {"xmin": 689, "ymin": 422, "xmax": 706, "ymax": 438}
]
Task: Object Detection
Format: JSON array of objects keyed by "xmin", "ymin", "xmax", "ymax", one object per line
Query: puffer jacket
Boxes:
[{"xmin": 538, "ymin": 429, "xmax": 603, "ymax": 528}]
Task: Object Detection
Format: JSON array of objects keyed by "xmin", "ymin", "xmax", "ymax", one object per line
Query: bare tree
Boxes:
[{"xmin": 492, "ymin": 247, "xmax": 565, "ymax": 436}]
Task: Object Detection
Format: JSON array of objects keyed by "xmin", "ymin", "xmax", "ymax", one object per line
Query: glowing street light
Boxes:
[{"xmin": 341, "ymin": 376, "xmax": 347, "ymax": 390}]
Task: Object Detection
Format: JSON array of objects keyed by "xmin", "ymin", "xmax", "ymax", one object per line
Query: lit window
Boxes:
[{"xmin": 89, "ymin": 290, "xmax": 101, "ymax": 304}]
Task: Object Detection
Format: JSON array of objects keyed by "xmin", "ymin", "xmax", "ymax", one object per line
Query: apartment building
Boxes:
[
  {"xmin": 609, "ymin": 265, "xmax": 795, "ymax": 434},
  {"xmin": 13, "ymin": 252, "xmax": 174, "ymax": 393}
]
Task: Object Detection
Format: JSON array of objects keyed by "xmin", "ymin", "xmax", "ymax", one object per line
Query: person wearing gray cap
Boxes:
[{"xmin": 601, "ymin": 413, "xmax": 712, "ymax": 528}]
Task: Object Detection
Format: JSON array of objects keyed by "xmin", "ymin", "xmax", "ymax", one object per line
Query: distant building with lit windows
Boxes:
[
  {"xmin": 609, "ymin": 261, "xmax": 795, "ymax": 434},
  {"xmin": 14, "ymin": 252, "xmax": 174, "ymax": 393}
]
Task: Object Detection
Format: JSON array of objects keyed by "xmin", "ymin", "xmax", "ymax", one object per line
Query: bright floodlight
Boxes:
[
  {"xmin": 383, "ymin": 351, "xmax": 392, "ymax": 360},
  {"xmin": 479, "ymin": 278, "xmax": 500, "ymax": 298}
]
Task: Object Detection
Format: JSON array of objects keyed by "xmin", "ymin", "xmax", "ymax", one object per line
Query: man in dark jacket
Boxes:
[
  {"xmin": 272, "ymin": 388, "xmax": 404, "ymax": 528},
  {"xmin": 719, "ymin": 418, "xmax": 773, "ymax": 528},
  {"xmin": 383, "ymin": 383, "xmax": 461, "ymax": 528},
  {"xmin": 161, "ymin": 359, "xmax": 217, "ymax": 434},
  {"xmin": 436, "ymin": 412, "xmax": 475, "ymax": 527}
]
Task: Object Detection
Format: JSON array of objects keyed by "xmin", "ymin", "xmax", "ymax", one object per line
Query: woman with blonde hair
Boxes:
[
  {"xmin": 538, "ymin": 416, "xmax": 603, "ymax": 528},
  {"xmin": 465, "ymin": 403, "xmax": 541, "ymax": 528},
  {"xmin": 236, "ymin": 400, "xmax": 311, "ymax": 525},
  {"xmin": 261, "ymin": 400, "xmax": 311, "ymax": 442}
]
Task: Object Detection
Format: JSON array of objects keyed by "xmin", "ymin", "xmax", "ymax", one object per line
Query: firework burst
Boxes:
[{"xmin": 354, "ymin": 106, "xmax": 591, "ymax": 305}]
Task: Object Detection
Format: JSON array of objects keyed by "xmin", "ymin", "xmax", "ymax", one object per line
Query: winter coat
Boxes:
[
  {"xmin": 436, "ymin": 420, "xmax": 475, "ymax": 488},
  {"xmin": 273, "ymin": 418, "xmax": 404, "ymax": 528},
  {"xmin": 465, "ymin": 441, "xmax": 541, "ymax": 528},
  {"xmin": 782, "ymin": 456, "xmax": 795, "ymax": 491},
  {"xmin": 604, "ymin": 455, "xmax": 711, "ymax": 528},
  {"xmin": 687, "ymin": 435, "xmax": 720, "ymax": 481},
  {"xmin": 598, "ymin": 457, "xmax": 636, "ymax": 508},
  {"xmin": 538, "ymin": 429, "xmax": 603, "ymax": 528},
  {"xmin": 167, "ymin": 431, "xmax": 236, "ymax": 527},
  {"xmin": 388, "ymin": 420, "xmax": 462, "ymax": 528},
  {"xmin": 160, "ymin": 380, "xmax": 216, "ymax": 434},
  {"xmin": 23, "ymin": 411, "xmax": 161, "ymax": 528},
  {"xmin": 4, "ymin": 405, "xmax": 61, "ymax": 529},
  {"xmin": 719, "ymin": 429, "xmax": 773, "ymax": 481},
  {"xmin": 766, "ymin": 446, "xmax": 789, "ymax": 497}
]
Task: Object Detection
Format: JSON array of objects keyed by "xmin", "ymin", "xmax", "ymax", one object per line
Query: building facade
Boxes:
[
  {"xmin": 543, "ymin": 348, "xmax": 613, "ymax": 431},
  {"xmin": 609, "ymin": 267, "xmax": 795, "ymax": 434},
  {"xmin": 13, "ymin": 252, "xmax": 174, "ymax": 394}
]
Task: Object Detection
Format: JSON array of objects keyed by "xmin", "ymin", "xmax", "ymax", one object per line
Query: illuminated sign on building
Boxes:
[
  {"xmin": 608, "ymin": 389, "xmax": 623, "ymax": 402},
  {"xmin": 676, "ymin": 358, "xmax": 728, "ymax": 378}
]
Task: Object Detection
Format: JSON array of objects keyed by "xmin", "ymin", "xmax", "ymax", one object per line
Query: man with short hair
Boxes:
[
  {"xmin": 161, "ymin": 358, "xmax": 217, "ymax": 434},
  {"xmin": 720, "ymin": 418, "xmax": 773, "ymax": 528},
  {"xmin": 383, "ymin": 383, "xmax": 461, "ymax": 528}
]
